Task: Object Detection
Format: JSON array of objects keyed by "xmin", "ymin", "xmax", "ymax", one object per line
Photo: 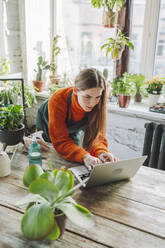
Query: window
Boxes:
[
  {"xmin": 58, "ymin": 0, "xmax": 115, "ymax": 79},
  {"xmin": 129, "ymin": 0, "xmax": 146, "ymax": 74},
  {"xmin": 154, "ymin": 0, "xmax": 165, "ymax": 75}
]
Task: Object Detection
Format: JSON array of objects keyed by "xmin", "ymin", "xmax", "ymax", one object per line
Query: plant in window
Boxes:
[
  {"xmin": 146, "ymin": 76, "xmax": 164, "ymax": 95},
  {"xmin": 0, "ymin": 59, "xmax": 10, "ymax": 76},
  {"xmin": 145, "ymin": 76, "xmax": 165, "ymax": 106},
  {"xmin": 49, "ymin": 35, "xmax": 61, "ymax": 84},
  {"xmin": 16, "ymin": 166, "xmax": 94, "ymax": 241},
  {"xmin": 111, "ymin": 72, "xmax": 136, "ymax": 108},
  {"xmin": 101, "ymin": 29, "xmax": 134, "ymax": 60},
  {"xmin": 129, "ymin": 74, "xmax": 147, "ymax": 102},
  {"xmin": 33, "ymin": 56, "xmax": 54, "ymax": 92},
  {"xmin": 91, "ymin": 0, "xmax": 124, "ymax": 27}
]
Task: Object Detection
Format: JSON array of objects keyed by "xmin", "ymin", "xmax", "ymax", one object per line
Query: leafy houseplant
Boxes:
[
  {"xmin": 146, "ymin": 76, "xmax": 164, "ymax": 95},
  {"xmin": 129, "ymin": 74, "xmax": 147, "ymax": 102},
  {"xmin": 91, "ymin": 0, "xmax": 124, "ymax": 27},
  {"xmin": 0, "ymin": 82, "xmax": 37, "ymax": 108},
  {"xmin": 33, "ymin": 56, "xmax": 54, "ymax": 92},
  {"xmin": 0, "ymin": 105, "xmax": 24, "ymax": 145},
  {"xmin": 101, "ymin": 29, "xmax": 134, "ymax": 60},
  {"xmin": 111, "ymin": 72, "xmax": 136, "ymax": 108},
  {"xmin": 50, "ymin": 35, "xmax": 61, "ymax": 84},
  {"xmin": 146, "ymin": 76, "xmax": 165, "ymax": 107},
  {"xmin": 16, "ymin": 165, "xmax": 94, "ymax": 241}
]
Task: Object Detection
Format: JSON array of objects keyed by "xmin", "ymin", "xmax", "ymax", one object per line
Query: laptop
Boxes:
[{"xmin": 69, "ymin": 155, "xmax": 147, "ymax": 188}]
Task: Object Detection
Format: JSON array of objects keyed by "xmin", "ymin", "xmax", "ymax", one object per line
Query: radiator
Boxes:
[{"xmin": 142, "ymin": 122, "xmax": 165, "ymax": 170}]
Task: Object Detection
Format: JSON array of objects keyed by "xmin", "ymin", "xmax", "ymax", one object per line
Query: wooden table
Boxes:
[{"xmin": 0, "ymin": 151, "xmax": 165, "ymax": 248}]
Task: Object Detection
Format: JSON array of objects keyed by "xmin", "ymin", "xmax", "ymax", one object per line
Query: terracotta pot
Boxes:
[
  {"xmin": 118, "ymin": 95, "xmax": 131, "ymax": 108},
  {"xmin": 102, "ymin": 10, "xmax": 116, "ymax": 28},
  {"xmin": 49, "ymin": 75, "xmax": 61, "ymax": 84},
  {"xmin": 55, "ymin": 211, "xmax": 66, "ymax": 238},
  {"xmin": 33, "ymin": 81, "xmax": 44, "ymax": 92},
  {"xmin": 134, "ymin": 92, "xmax": 142, "ymax": 103}
]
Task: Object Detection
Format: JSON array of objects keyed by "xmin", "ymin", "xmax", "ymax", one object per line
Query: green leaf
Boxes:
[
  {"xmin": 29, "ymin": 179, "xmax": 60, "ymax": 202},
  {"xmin": 39, "ymin": 171, "xmax": 54, "ymax": 182},
  {"xmin": 57, "ymin": 203, "xmax": 94, "ymax": 229},
  {"xmin": 21, "ymin": 203, "xmax": 54, "ymax": 240},
  {"xmin": 15, "ymin": 193, "xmax": 47, "ymax": 207},
  {"xmin": 23, "ymin": 164, "xmax": 44, "ymax": 187},
  {"xmin": 113, "ymin": 47, "xmax": 118, "ymax": 59},
  {"xmin": 45, "ymin": 219, "xmax": 60, "ymax": 240},
  {"xmin": 53, "ymin": 169, "xmax": 74, "ymax": 195}
]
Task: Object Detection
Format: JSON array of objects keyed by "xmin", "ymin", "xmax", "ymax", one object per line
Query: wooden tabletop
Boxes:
[{"xmin": 0, "ymin": 151, "xmax": 165, "ymax": 248}]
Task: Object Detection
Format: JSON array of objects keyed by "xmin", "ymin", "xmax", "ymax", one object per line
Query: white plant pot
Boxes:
[{"xmin": 148, "ymin": 94, "xmax": 160, "ymax": 107}]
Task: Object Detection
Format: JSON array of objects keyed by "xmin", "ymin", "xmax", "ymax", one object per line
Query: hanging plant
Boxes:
[
  {"xmin": 101, "ymin": 29, "xmax": 134, "ymax": 60},
  {"xmin": 91, "ymin": 0, "xmax": 124, "ymax": 28}
]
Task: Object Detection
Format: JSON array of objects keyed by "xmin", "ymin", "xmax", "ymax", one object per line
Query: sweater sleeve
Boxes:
[
  {"xmin": 48, "ymin": 92, "xmax": 88, "ymax": 164},
  {"xmin": 88, "ymin": 132, "xmax": 109, "ymax": 157}
]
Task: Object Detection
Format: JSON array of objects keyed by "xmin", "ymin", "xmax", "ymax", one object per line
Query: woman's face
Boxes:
[{"xmin": 76, "ymin": 87, "xmax": 103, "ymax": 112}]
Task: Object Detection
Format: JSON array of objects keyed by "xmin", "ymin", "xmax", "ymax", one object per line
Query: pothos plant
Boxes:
[
  {"xmin": 16, "ymin": 165, "xmax": 94, "ymax": 241},
  {"xmin": 101, "ymin": 29, "xmax": 134, "ymax": 60}
]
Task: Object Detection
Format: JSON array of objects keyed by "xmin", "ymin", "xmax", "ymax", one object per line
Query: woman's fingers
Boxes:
[
  {"xmin": 83, "ymin": 154, "xmax": 101, "ymax": 171},
  {"xmin": 99, "ymin": 152, "xmax": 118, "ymax": 162}
]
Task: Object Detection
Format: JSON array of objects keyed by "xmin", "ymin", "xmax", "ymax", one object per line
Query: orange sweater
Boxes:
[{"xmin": 48, "ymin": 86, "xmax": 109, "ymax": 163}]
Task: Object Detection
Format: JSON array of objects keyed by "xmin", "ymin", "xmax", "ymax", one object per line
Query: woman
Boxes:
[{"xmin": 37, "ymin": 68, "xmax": 117, "ymax": 170}]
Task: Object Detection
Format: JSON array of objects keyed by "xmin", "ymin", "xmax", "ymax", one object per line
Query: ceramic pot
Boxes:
[
  {"xmin": 134, "ymin": 92, "xmax": 142, "ymax": 103},
  {"xmin": 0, "ymin": 124, "xmax": 25, "ymax": 146},
  {"xmin": 148, "ymin": 94, "xmax": 160, "ymax": 107},
  {"xmin": 49, "ymin": 75, "xmax": 61, "ymax": 84},
  {"xmin": 118, "ymin": 95, "xmax": 131, "ymax": 108},
  {"xmin": 33, "ymin": 81, "xmax": 44, "ymax": 92}
]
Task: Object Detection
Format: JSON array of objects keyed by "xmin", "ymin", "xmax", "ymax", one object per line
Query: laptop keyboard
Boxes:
[{"xmin": 79, "ymin": 172, "xmax": 90, "ymax": 180}]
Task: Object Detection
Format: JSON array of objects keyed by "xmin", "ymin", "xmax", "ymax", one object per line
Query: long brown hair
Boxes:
[{"xmin": 75, "ymin": 68, "xmax": 107, "ymax": 150}]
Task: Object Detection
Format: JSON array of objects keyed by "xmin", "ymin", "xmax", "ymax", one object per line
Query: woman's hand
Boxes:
[
  {"xmin": 83, "ymin": 154, "xmax": 102, "ymax": 171},
  {"xmin": 98, "ymin": 152, "xmax": 118, "ymax": 163}
]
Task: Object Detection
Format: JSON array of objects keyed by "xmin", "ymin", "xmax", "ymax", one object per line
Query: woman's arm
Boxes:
[
  {"xmin": 88, "ymin": 132, "xmax": 109, "ymax": 157},
  {"xmin": 48, "ymin": 92, "xmax": 88, "ymax": 163}
]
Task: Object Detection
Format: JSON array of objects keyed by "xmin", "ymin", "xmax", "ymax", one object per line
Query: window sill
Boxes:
[{"xmin": 107, "ymin": 100, "xmax": 165, "ymax": 122}]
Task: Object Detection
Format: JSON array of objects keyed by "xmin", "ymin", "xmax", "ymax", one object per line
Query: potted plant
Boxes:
[
  {"xmin": 111, "ymin": 72, "xmax": 136, "ymax": 107},
  {"xmin": 49, "ymin": 35, "xmax": 61, "ymax": 84},
  {"xmin": 33, "ymin": 56, "xmax": 54, "ymax": 92},
  {"xmin": 16, "ymin": 165, "xmax": 94, "ymax": 241},
  {"xmin": 146, "ymin": 76, "xmax": 165, "ymax": 107},
  {"xmin": 101, "ymin": 29, "xmax": 134, "ymax": 60},
  {"xmin": 129, "ymin": 74, "xmax": 147, "ymax": 103},
  {"xmin": 0, "ymin": 105, "xmax": 24, "ymax": 146},
  {"xmin": 91, "ymin": 0, "xmax": 124, "ymax": 28}
]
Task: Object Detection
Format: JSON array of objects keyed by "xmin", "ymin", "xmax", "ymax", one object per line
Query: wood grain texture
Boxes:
[
  {"xmin": 1, "ymin": 152, "xmax": 165, "ymax": 247},
  {"xmin": 0, "ymin": 205, "xmax": 106, "ymax": 248}
]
